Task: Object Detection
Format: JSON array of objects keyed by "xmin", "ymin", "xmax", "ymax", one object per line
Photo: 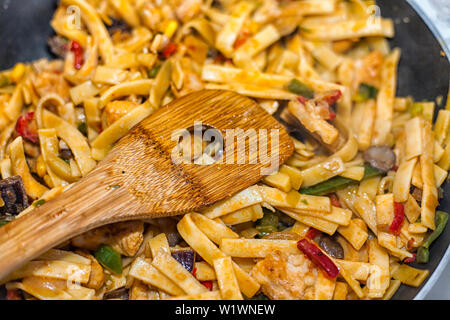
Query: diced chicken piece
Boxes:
[
  {"xmin": 76, "ymin": 251, "xmax": 105, "ymax": 290},
  {"xmin": 110, "ymin": 221, "xmax": 145, "ymax": 257},
  {"xmin": 71, "ymin": 221, "xmax": 144, "ymax": 257},
  {"xmin": 250, "ymin": 250, "xmax": 318, "ymax": 300},
  {"xmin": 32, "ymin": 70, "xmax": 70, "ymax": 101},
  {"xmin": 102, "ymin": 100, "xmax": 139, "ymax": 129}
]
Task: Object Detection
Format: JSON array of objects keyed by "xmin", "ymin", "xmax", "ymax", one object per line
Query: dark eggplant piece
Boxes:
[
  {"xmin": 107, "ymin": 19, "xmax": 132, "ymax": 35},
  {"xmin": 313, "ymin": 234, "xmax": 344, "ymax": 259},
  {"xmin": 363, "ymin": 146, "xmax": 396, "ymax": 172},
  {"xmin": 59, "ymin": 148, "xmax": 73, "ymax": 161},
  {"xmin": 171, "ymin": 249, "xmax": 195, "ymax": 273},
  {"xmin": 0, "ymin": 176, "xmax": 29, "ymax": 216},
  {"xmin": 156, "ymin": 218, "xmax": 182, "ymax": 246},
  {"xmin": 317, "ymin": 235, "xmax": 344, "ymax": 259}
]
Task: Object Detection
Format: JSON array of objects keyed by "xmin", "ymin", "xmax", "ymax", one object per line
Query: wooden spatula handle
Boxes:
[{"xmin": 0, "ymin": 170, "xmax": 135, "ymax": 281}]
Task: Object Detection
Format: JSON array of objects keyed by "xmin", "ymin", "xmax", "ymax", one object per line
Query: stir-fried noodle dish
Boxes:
[{"xmin": 0, "ymin": 0, "xmax": 449, "ymax": 300}]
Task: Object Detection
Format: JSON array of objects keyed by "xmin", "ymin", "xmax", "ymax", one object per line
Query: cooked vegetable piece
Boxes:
[
  {"xmin": 94, "ymin": 244, "xmax": 123, "ymax": 275},
  {"xmin": 297, "ymin": 239, "xmax": 339, "ymax": 279},
  {"xmin": 353, "ymin": 83, "xmax": 378, "ymax": 102},
  {"xmin": 148, "ymin": 64, "xmax": 162, "ymax": 78},
  {"xmin": 363, "ymin": 146, "xmax": 396, "ymax": 173},
  {"xmin": 389, "ymin": 202, "xmax": 405, "ymax": 236},
  {"xmin": 172, "ymin": 249, "xmax": 196, "ymax": 273},
  {"xmin": 0, "ymin": 176, "xmax": 29, "ymax": 216},
  {"xmin": 286, "ymin": 79, "xmax": 314, "ymax": 99},
  {"xmin": 316, "ymin": 235, "xmax": 344, "ymax": 259},
  {"xmin": 300, "ymin": 164, "xmax": 382, "ymax": 195},
  {"xmin": 47, "ymin": 35, "xmax": 68, "ymax": 58},
  {"xmin": 70, "ymin": 41, "xmax": 84, "ymax": 70},
  {"xmin": 15, "ymin": 112, "xmax": 38, "ymax": 144},
  {"xmin": 256, "ymin": 212, "xmax": 279, "ymax": 237},
  {"xmin": 417, "ymin": 211, "xmax": 449, "ymax": 263}
]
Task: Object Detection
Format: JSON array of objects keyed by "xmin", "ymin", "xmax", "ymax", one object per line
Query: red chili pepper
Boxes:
[
  {"xmin": 329, "ymin": 193, "xmax": 341, "ymax": 207},
  {"xmin": 200, "ymin": 281, "xmax": 213, "ymax": 291},
  {"xmin": 393, "ymin": 165, "xmax": 399, "ymax": 172},
  {"xmin": 70, "ymin": 41, "xmax": 84, "ymax": 70},
  {"xmin": 403, "ymin": 253, "xmax": 416, "ymax": 264},
  {"xmin": 321, "ymin": 90, "xmax": 342, "ymax": 106},
  {"xmin": 328, "ymin": 111, "xmax": 337, "ymax": 121},
  {"xmin": 389, "ymin": 202, "xmax": 405, "ymax": 236},
  {"xmin": 306, "ymin": 228, "xmax": 321, "ymax": 240},
  {"xmin": 297, "ymin": 239, "xmax": 340, "ymax": 279},
  {"xmin": 162, "ymin": 42, "xmax": 177, "ymax": 59},
  {"xmin": 6, "ymin": 289, "xmax": 21, "ymax": 300},
  {"xmin": 192, "ymin": 267, "xmax": 197, "ymax": 278},
  {"xmin": 297, "ymin": 95, "xmax": 308, "ymax": 104},
  {"xmin": 15, "ymin": 112, "xmax": 38, "ymax": 143},
  {"xmin": 233, "ymin": 31, "xmax": 251, "ymax": 49}
]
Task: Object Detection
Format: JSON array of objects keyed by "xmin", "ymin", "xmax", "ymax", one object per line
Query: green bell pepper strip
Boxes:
[
  {"xmin": 299, "ymin": 164, "xmax": 382, "ymax": 196},
  {"xmin": 416, "ymin": 211, "xmax": 449, "ymax": 264},
  {"xmin": 286, "ymin": 79, "xmax": 314, "ymax": 99},
  {"xmin": 94, "ymin": 244, "xmax": 123, "ymax": 275},
  {"xmin": 256, "ymin": 212, "xmax": 279, "ymax": 237},
  {"xmin": 353, "ymin": 83, "xmax": 378, "ymax": 102},
  {"xmin": 148, "ymin": 64, "xmax": 162, "ymax": 78}
]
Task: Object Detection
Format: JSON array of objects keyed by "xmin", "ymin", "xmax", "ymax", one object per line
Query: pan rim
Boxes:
[{"xmin": 405, "ymin": 0, "xmax": 450, "ymax": 300}]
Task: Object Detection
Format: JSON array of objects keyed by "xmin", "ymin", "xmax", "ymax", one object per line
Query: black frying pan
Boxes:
[{"xmin": 0, "ymin": 0, "xmax": 448, "ymax": 300}]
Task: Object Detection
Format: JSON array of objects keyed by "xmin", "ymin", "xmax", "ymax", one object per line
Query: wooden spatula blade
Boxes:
[
  {"xmin": 0, "ymin": 90, "xmax": 294, "ymax": 280},
  {"xmin": 107, "ymin": 89, "xmax": 294, "ymax": 216}
]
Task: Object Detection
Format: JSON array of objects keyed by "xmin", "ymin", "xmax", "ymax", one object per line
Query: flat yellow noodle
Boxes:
[
  {"xmin": 421, "ymin": 122, "xmax": 438, "ymax": 230},
  {"xmin": 213, "ymin": 256, "xmax": 243, "ymax": 300},
  {"xmin": 405, "ymin": 117, "xmax": 423, "ymax": 160},
  {"xmin": 91, "ymin": 102, "xmax": 155, "ymax": 160},
  {"xmin": 177, "ymin": 214, "xmax": 260, "ymax": 298},
  {"xmin": 2, "ymin": 260, "xmax": 91, "ymax": 284},
  {"xmin": 191, "ymin": 213, "xmax": 239, "ymax": 245},
  {"xmin": 43, "ymin": 110, "xmax": 96, "ymax": 175},
  {"xmin": 303, "ymin": 19, "xmax": 394, "ymax": 41},
  {"xmin": 393, "ymin": 157, "xmax": 417, "ymax": 202},
  {"xmin": 152, "ymin": 250, "xmax": 208, "ymax": 295},
  {"xmin": 202, "ymin": 185, "xmax": 263, "ymax": 219},
  {"xmin": 337, "ymin": 219, "xmax": 368, "ymax": 250},
  {"xmin": 366, "ymin": 239, "xmax": 390, "ymax": 298},
  {"xmin": 38, "ymin": 129, "xmax": 72, "ymax": 186},
  {"xmin": 8, "ymin": 137, "xmax": 49, "ymax": 199},
  {"xmin": 280, "ymin": 206, "xmax": 351, "ymax": 226},
  {"xmin": 215, "ymin": 1, "xmax": 255, "ymax": 58},
  {"xmin": 372, "ymin": 49, "xmax": 400, "ymax": 145},
  {"xmin": 61, "ymin": 0, "xmax": 114, "ymax": 64},
  {"xmin": 107, "ymin": 0, "xmax": 140, "ymax": 27},
  {"xmin": 219, "ymin": 239, "xmax": 298, "ymax": 258},
  {"xmin": 220, "ymin": 204, "xmax": 264, "ymax": 225},
  {"xmin": 129, "ymin": 257, "xmax": 185, "ymax": 296}
]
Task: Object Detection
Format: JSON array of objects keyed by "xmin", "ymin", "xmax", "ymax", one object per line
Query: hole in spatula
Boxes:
[{"xmin": 175, "ymin": 123, "xmax": 223, "ymax": 164}]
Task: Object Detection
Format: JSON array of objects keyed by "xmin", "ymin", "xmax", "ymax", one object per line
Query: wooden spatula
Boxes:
[{"xmin": 0, "ymin": 90, "xmax": 294, "ymax": 280}]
